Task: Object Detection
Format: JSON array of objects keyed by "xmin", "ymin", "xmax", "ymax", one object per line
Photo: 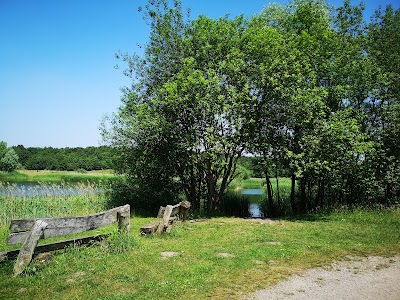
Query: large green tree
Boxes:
[
  {"xmin": 367, "ymin": 5, "xmax": 400, "ymax": 202},
  {"xmin": 104, "ymin": 0, "xmax": 399, "ymax": 215},
  {"xmin": 104, "ymin": 1, "xmax": 252, "ymax": 212}
]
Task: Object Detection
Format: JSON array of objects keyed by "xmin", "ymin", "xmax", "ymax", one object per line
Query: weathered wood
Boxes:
[
  {"xmin": 157, "ymin": 206, "xmax": 165, "ymax": 218},
  {"xmin": 13, "ymin": 220, "xmax": 48, "ymax": 277},
  {"xmin": 117, "ymin": 205, "xmax": 131, "ymax": 233},
  {"xmin": 0, "ymin": 234, "xmax": 109, "ymax": 263},
  {"xmin": 140, "ymin": 201, "xmax": 191, "ymax": 235},
  {"xmin": 169, "ymin": 203, "xmax": 181, "ymax": 217},
  {"xmin": 4, "ymin": 205, "xmax": 130, "ymax": 276},
  {"xmin": 8, "ymin": 205, "xmax": 130, "ymax": 245},
  {"xmin": 179, "ymin": 200, "xmax": 191, "ymax": 221},
  {"xmin": 140, "ymin": 221, "xmax": 161, "ymax": 235},
  {"xmin": 156, "ymin": 203, "xmax": 180, "ymax": 233}
]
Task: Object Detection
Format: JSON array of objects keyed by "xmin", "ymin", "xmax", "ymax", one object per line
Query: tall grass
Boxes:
[
  {"xmin": 0, "ymin": 182, "xmax": 107, "ymax": 227},
  {"xmin": 255, "ymin": 177, "xmax": 292, "ymax": 216}
]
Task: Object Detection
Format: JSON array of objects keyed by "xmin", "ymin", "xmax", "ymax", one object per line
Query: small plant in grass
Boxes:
[{"xmin": 100, "ymin": 230, "xmax": 138, "ymax": 254}]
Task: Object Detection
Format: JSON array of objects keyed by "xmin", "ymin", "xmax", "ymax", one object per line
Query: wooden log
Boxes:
[
  {"xmin": 13, "ymin": 220, "xmax": 48, "ymax": 276},
  {"xmin": 0, "ymin": 234, "xmax": 109, "ymax": 263},
  {"xmin": 8, "ymin": 205, "xmax": 130, "ymax": 245}
]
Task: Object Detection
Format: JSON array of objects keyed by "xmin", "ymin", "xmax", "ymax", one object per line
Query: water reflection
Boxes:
[
  {"xmin": 241, "ymin": 188, "xmax": 264, "ymax": 218},
  {"xmin": 249, "ymin": 203, "xmax": 263, "ymax": 218}
]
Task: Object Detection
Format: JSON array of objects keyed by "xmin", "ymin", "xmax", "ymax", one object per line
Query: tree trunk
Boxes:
[
  {"xmin": 265, "ymin": 169, "xmax": 274, "ymax": 215},
  {"xmin": 275, "ymin": 169, "xmax": 281, "ymax": 211},
  {"xmin": 207, "ymin": 161, "xmax": 214, "ymax": 213},
  {"xmin": 316, "ymin": 178, "xmax": 324, "ymax": 208},
  {"xmin": 299, "ymin": 177, "xmax": 307, "ymax": 213},
  {"xmin": 290, "ymin": 173, "xmax": 297, "ymax": 213}
]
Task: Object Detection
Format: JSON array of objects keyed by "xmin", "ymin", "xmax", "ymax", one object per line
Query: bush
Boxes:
[{"xmin": 105, "ymin": 176, "xmax": 180, "ymax": 216}]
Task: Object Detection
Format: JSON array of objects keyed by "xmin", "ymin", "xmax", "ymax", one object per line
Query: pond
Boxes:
[
  {"xmin": 241, "ymin": 188, "xmax": 264, "ymax": 218},
  {"xmin": 0, "ymin": 182, "xmax": 101, "ymax": 197}
]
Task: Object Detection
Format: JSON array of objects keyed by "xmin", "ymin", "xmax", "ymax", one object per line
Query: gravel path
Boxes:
[{"xmin": 249, "ymin": 256, "xmax": 400, "ymax": 300}]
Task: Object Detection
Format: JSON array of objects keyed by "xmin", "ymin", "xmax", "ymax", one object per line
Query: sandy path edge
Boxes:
[{"xmin": 248, "ymin": 255, "xmax": 400, "ymax": 300}]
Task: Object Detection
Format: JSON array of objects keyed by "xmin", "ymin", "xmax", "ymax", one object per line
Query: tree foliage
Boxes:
[
  {"xmin": 10, "ymin": 145, "xmax": 114, "ymax": 171},
  {"xmin": 104, "ymin": 0, "xmax": 400, "ymax": 215},
  {"xmin": 0, "ymin": 142, "xmax": 19, "ymax": 172}
]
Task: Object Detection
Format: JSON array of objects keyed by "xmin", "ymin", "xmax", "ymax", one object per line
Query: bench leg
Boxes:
[
  {"xmin": 13, "ymin": 220, "xmax": 48, "ymax": 277},
  {"xmin": 117, "ymin": 205, "xmax": 130, "ymax": 233}
]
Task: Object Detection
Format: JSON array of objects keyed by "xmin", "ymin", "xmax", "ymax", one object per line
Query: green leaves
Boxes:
[
  {"xmin": 0, "ymin": 142, "xmax": 19, "ymax": 172},
  {"xmin": 104, "ymin": 0, "xmax": 400, "ymax": 214}
]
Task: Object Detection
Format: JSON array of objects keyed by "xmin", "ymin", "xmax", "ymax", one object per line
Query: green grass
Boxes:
[
  {"xmin": 0, "ymin": 170, "xmax": 115, "ymax": 183},
  {"xmin": 0, "ymin": 205, "xmax": 399, "ymax": 299},
  {"xmin": 229, "ymin": 177, "xmax": 291, "ymax": 191}
]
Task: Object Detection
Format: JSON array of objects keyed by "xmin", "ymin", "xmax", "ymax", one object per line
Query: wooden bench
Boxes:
[
  {"xmin": 0, "ymin": 204, "xmax": 130, "ymax": 276},
  {"xmin": 140, "ymin": 201, "xmax": 191, "ymax": 234}
]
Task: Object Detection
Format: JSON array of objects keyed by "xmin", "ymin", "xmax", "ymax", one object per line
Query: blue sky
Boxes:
[{"xmin": 0, "ymin": 0, "xmax": 398, "ymax": 148}]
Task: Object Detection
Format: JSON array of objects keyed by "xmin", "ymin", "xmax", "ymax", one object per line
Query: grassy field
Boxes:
[
  {"xmin": 230, "ymin": 177, "xmax": 292, "ymax": 191},
  {"xmin": 0, "ymin": 206, "xmax": 399, "ymax": 299},
  {"xmin": 1, "ymin": 179, "xmax": 399, "ymax": 299},
  {"xmin": 0, "ymin": 169, "xmax": 115, "ymax": 183}
]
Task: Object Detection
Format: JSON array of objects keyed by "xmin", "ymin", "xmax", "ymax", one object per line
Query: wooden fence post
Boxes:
[
  {"xmin": 117, "ymin": 204, "xmax": 130, "ymax": 233},
  {"xmin": 179, "ymin": 200, "xmax": 191, "ymax": 221}
]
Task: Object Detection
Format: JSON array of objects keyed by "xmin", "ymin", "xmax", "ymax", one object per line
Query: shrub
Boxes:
[{"xmin": 105, "ymin": 176, "xmax": 180, "ymax": 216}]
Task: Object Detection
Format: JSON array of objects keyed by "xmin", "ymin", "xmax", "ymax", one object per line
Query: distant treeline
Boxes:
[{"xmin": 12, "ymin": 145, "xmax": 114, "ymax": 171}]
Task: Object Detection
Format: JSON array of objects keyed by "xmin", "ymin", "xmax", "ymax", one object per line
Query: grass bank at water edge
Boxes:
[
  {"xmin": 0, "ymin": 206, "xmax": 399, "ymax": 299},
  {"xmin": 0, "ymin": 170, "xmax": 115, "ymax": 183}
]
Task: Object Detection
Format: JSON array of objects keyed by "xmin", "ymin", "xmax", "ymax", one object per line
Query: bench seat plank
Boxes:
[{"xmin": 7, "ymin": 205, "xmax": 129, "ymax": 245}]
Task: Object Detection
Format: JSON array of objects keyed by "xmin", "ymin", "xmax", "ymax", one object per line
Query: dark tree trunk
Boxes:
[
  {"xmin": 206, "ymin": 161, "xmax": 215, "ymax": 213},
  {"xmin": 299, "ymin": 177, "xmax": 307, "ymax": 213},
  {"xmin": 290, "ymin": 173, "xmax": 297, "ymax": 213},
  {"xmin": 275, "ymin": 169, "xmax": 281, "ymax": 211},
  {"xmin": 316, "ymin": 178, "xmax": 324, "ymax": 208},
  {"xmin": 265, "ymin": 170, "xmax": 274, "ymax": 214}
]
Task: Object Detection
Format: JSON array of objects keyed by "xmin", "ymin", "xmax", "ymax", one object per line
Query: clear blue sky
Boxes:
[{"xmin": 0, "ymin": 0, "xmax": 397, "ymax": 148}]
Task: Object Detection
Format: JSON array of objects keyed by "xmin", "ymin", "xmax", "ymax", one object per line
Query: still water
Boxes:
[
  {"xmin": 0, "ymin": 182, "xmax": 100, "ymax": 197},
  {"xmin": 241, "ymin": 188, "xmax": 264, "ymax": 218}
]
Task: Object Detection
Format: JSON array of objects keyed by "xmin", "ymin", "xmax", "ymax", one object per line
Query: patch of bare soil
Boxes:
[
  {"xmin": 249, "ymin": 255, "xmax": 400, "ymax": 300},
  {"xmin": 245, "ymin": 218, "xmax": 276, "ymax": 225}
]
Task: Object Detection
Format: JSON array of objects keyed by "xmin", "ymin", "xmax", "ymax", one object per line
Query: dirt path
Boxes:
[{"xmin": 249, "ymin": 256, "xmax": 400, "ymax": 300}]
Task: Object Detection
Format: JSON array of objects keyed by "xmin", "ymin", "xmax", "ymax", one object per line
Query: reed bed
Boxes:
[{"xmin": 0, "ymin": 181, "xmax": 107, "ymax": 227}]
